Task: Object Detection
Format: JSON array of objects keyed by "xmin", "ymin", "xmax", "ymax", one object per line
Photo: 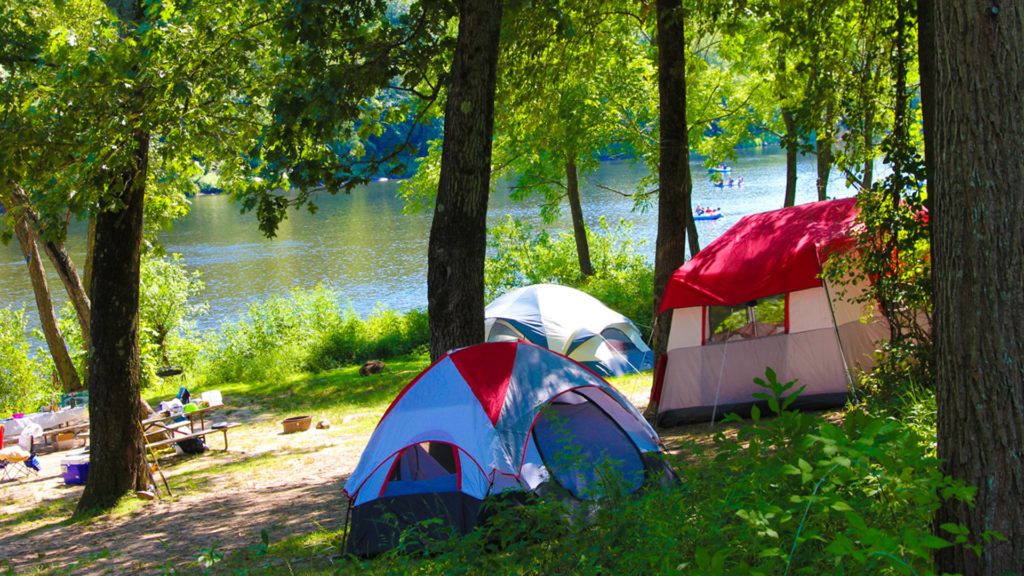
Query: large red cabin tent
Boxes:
[
  {"xmin": 344, "ymin": 341, "xmax": 677, "ymax": 556},
  {"xmin": 651, "ymin": 198, "xmax": 890, "ymax": 426}
]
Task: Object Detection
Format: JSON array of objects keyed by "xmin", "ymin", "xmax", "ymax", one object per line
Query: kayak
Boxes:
[{"xmin": 707, "ymin": 166, "xmax": 731, "ymax": 173}]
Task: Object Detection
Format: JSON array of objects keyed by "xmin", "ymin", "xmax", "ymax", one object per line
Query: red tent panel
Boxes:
[{"xmin": 660, "ymin": 198, "xmax": 859, "ymax": 311}]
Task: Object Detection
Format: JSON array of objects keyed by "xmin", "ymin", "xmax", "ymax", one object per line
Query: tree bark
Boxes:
[
  {"xmin": 929, "ymin": 2, "xmax": 1024, "ymax": 573},
  {"xmin": 6, "ymin": 185, "xmax": 92, "ymax": 366},
  {"xmin": 816, "ymin": 103, "xmax": 833, "ymax": 201},
  {"xmin": 77, "ymin": 129, "xmax": 151, "ymax": 511},
  {"xmin": 427, "ymin": 0, "xmax": 503, "ymax": 361},
  {"xmin": 565, "ymin": 158, "xmax": 593, "ymax": 278},
  {"xmin": 650, "ymin": 0, "xmax": 692, "ymax": 377},
  {"xmin": 0, "ymin": 190, "xmax": 82, "ymax": 392},
  {"xmin": 782, "ymin": 108, "xmax": 798, "ymax": 207},
  {"xmin": 916, "ymin": 0, "xmax": 936, "ymax": 180}
]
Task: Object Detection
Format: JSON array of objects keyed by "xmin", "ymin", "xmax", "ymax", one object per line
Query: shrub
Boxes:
[
  {"xmin": 197, "ymin": 286, "xmax": 345, "ymax": 384},
  {"xmin": 305, "ymin": 306, "xmax": 429, "ymax": 372},
  {"xmin": 0, "ymin": 307, "xmax": 56, "ymax": 415},
  {"xmin": 196, "ymin": 287, "xmax": 429, "ymax": 384}
]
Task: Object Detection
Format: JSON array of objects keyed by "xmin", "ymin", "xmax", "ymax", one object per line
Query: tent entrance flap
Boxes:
[{"xmin": 532, "ymin": 396, "xmax": 645, "ymax": 499}]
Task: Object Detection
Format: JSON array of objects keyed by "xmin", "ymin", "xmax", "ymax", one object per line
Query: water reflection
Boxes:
[{"xmin": 1, "ymin": 150, "xmax": 862, "ymax": 332}]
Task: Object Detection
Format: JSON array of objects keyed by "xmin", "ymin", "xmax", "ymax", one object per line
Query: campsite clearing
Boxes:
[{"xmin": 0, "ymin": 360, "xmax": 754, "ymax": 575}]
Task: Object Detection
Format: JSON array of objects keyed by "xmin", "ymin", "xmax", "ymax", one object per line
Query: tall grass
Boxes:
[{"xmin": 194, "ymin": 287, "xmax": 428, "ymax": 385}]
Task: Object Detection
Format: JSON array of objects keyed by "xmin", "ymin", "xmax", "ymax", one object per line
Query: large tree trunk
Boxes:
[
  {"xmin": 427, "ymin": 0, "xmax": 503, "ymax": 361},
  {"xmin": 0, "ymin": 190, "xmax": 82, "ymax": 392},
  {"xmin": 650, "ymin": 0, "xmax": 691, "ymax": 379},
  {"xmin": 565, "ymin": 158, "xmax": 593, "ymax": 278},
  {"xmin": 928, "ymin": 2, "xmax": 1024, "ymax": 573},
  {"xmin": 77, "ymin": 129, "xmax": 151, "ymax": 511}
]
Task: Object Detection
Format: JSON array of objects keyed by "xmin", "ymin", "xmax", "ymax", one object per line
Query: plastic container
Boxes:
[{"xmin": 61, "ymin": 454, "xmax": 90, "ymax": 485}]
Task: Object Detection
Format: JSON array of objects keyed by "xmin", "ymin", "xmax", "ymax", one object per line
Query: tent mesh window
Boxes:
[
  {"xmin": 599, "ymin": 327, "xmax": 637, "ymax": 353},
  {"xmin": 707, "ymin": 294, "xmax": 786, "ymax": 343}
]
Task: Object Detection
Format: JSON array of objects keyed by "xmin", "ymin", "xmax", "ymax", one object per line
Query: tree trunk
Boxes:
[
  {"xmin": 782, "ymin": 109, "xmax": 798, "ymax": 207},
  {"xmin": 0, "ymin": 190, "xmax": 82, "ymax": 392},
  {"xmin": 426, "ymin": 0, "xmax": 503, "ymax": 361},
  {"xmin": 650, "ymin": 0, "xmax": 692, "ymax": 376},
  {"xmin": 76, "ymin": 127, "xmax": 151, "ymax": 511},
  {"xmin": 816, "ymin": 104, "xmax": 833, "ymax": 201},
  {"xmin": 565, "ymin": 158, "xmax": 593, "ymax": 278},
  {"xmin": 6, "ymin": 185, "xmax": 92, "ymax": 367},
  {"xmin": 929, "ymin": 2, "xmax": 1024, "ymax": 573},
  {"xmin": 861, "ymin": 107, "xmax": 874, "ymax": 190},
  {"xmin": 916, "ymin": 0, "xmax": 936, "ymax": 179}
]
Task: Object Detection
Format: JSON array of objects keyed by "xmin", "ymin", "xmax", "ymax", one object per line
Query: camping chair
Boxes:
[{"xmin": 0, "ymin": 425, "xmax": 41, "ymax": 482}]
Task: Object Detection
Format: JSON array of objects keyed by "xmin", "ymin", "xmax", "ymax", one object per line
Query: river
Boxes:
[{"xmin": 1, "ymin": 148, "xmax": 861, "ymax": 333}]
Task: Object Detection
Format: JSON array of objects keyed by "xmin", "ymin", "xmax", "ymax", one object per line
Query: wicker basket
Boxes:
[{"xmin": 281, "ymin": 415, "xmax": 312, "ymax": 434}]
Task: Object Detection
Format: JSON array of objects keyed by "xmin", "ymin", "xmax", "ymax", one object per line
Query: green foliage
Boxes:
[
  {"xmin": 197, "ymin": 287, "xmax": 428, "ymax": 385},
  {"xmin": 140, "ymin": 253, "xmax": 208, "ymax": 367},
  {"xmin": 0, "ymin": 307, "xmax": 55, "ymax": 416},
  {"xmin": 343, "ymin": 369, "xmax": 974, "ymax": 576},
  {"xmin": 485, "ymin": 216, "xmax": 654, "ymax": 337},
  {"xmin": 305, "ymin": 306, "xmax": 429, "ymax": 372}
]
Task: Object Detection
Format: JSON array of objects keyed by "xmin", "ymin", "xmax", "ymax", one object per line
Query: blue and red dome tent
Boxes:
[{"xmin": 343, "ymin": 340, "xmax": 675, "ymax": 556}]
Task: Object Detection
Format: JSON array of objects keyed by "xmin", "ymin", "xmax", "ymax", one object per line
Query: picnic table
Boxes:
[
  {"xmin": 141, "ymin": 404, "xmax": 238, "ymax": 452},
  {"xmin": 2, "ymin": 407, "xmax": 88, "ymax": 448}
]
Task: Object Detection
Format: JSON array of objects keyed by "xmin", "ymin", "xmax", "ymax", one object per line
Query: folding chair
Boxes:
[{"xmin": 0, "ymin": 425, "xmax": 41, "ymax": 482}]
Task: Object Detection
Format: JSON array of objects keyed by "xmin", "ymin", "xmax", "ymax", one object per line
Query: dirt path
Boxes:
[
  {"xmin": 0, "ymin": 412, "xmax": 370, "ymax": 575},
  {"xmin": 0, "ymin": 392, "xmax": 737, "ymax": 575}
]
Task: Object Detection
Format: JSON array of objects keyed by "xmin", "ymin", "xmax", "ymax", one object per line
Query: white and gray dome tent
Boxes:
[{"xmin": 484, "ymin": 284, "xmax": 654, "ymax": 377}]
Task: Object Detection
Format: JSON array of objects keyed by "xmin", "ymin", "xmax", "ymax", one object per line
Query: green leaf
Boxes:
[{"xmin": 917, "ymin": 534, "xmax": 952, "ymax": 549}]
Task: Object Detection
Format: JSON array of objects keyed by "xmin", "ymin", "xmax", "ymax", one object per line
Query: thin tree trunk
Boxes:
[
  {"xmin": 0, "ymin": 191, "xmax": 82, "ymax": 392},
  {"xmin": 426, "ymin": 0, "xmax": 503, "ymax": 361},
  {"xmin": 651, "ymin": 0, "xmax": 692, "ymax": 377},
  {"xmin": 782, "ymin": 109, "xmax": 798, "ymax": 207},
  {"xmin": 816, "ymin": 104, "xmax": 833, "ymax": 201},
  {"xmin": 565, "ymin": 158, "xmax": 593, "ymax": 277},
  {"xmin": 916, "ymin": 0, "xmax": 936, "ymax": 180},
  {"xmin": 861, "ymin": 107, "xmax": 874, "ymax": 190},
  {"xmin": 6, "ymin": 185, "xmax": 92, "ymax": 357},
  {"xmin": 929, "ymin": 1, "xmax": 1024, "ymax": 573}
]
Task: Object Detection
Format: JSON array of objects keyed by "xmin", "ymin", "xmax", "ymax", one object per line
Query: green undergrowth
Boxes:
[{"xmin": 164, "ymin": 368, "xmax": 971, "ymax": 576}]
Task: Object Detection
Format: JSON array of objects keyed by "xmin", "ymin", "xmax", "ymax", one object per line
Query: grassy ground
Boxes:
[{"xmin": 0, "ymin": 354, "xmax": 676, "ymax": 575}]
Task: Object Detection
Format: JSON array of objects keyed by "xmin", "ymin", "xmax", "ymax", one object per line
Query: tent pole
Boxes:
[
  {"xmin": 821, "ymin": 280, "xmax": 857, "ymax": 401},
  {"xmin": 709, "ymin": 342, "xmax": 729, "ymax": 426}
]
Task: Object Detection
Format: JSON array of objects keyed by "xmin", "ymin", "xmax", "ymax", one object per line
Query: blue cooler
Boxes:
[{"xmin": 61, "ymin": 454, "xmax": 90, "ymax": 485}]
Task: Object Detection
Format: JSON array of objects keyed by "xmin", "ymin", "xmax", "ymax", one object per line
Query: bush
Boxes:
[
  {"xmin": 305, "ymin": 306, "xmax": 429, "ymax": 372},
  {"xmin": 0, "ymin": 307, "xmax": 56, "ymax": 415},
  {"xmin": 197, "ymin": 286, "xmax": 345, "ymax": 384},
  {"xmin": 196, "ymin": 287, "xmax": 429, "ymax": 384}
]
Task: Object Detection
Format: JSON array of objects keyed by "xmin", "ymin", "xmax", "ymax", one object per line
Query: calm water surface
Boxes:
[{"xmin": 1, "ymin": 148, "xmax": 860, "ymax": 333}]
